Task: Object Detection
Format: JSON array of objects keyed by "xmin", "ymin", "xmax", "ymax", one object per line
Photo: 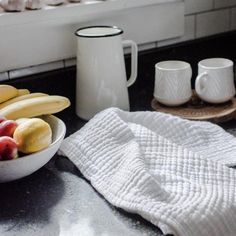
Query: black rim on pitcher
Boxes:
[{"xmin": 75, "ymin": 26, "xmax": 124, "ymax": 38}]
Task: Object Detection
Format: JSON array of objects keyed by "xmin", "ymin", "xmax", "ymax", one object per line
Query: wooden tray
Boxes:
[{"xmin": 151, "ymin": 93, "xmax": 236, "ymax": 123}]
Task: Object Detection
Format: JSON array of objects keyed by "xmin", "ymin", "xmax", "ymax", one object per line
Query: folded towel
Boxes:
[{"xmin": 59, "ymin": 108, "xmax": 236, "ymax": 236}]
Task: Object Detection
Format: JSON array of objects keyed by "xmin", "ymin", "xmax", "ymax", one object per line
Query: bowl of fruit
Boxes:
[{"xmin": 0, "ymin": 84, "xmax": 70, "ymax": 183}]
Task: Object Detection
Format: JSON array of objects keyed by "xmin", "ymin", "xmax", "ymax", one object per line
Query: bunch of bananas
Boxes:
[
  {"xmin": 0, "ymin": 85, "xmax": 70, "ymax": 120},
  {"xmin": 0, "ymin": 84, "xmax": 71, "ymax": 160}
]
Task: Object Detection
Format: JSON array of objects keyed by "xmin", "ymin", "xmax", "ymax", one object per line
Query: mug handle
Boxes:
[
  {"xmin": 195, "ymin": 72, "xmax": 208, "ymax": 97},
  {"xmin": 122, "ymin": 40, "xmax": 138, "ymax": 87}
]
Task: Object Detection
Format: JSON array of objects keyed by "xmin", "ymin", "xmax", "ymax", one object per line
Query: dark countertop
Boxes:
[
  {"xmin": 1, "ymin": 31, "xmax": 236, "ymax": 236},
  {"xmin": 1, "ymin": 98, "xmax": 236, "ymax": 236},
  {"xmin": 0, "ymin": 108, "xmax": 167, "ymax": 236}
]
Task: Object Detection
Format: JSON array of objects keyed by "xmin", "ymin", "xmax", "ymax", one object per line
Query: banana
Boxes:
[
  {"xmin": 0, "ymin": 92, "xmax": 48, "ymax": 109},
  {"xmin": 18, "ymin": 89, "xmax": 30, "ymax": 96},
  {"xmin": 0, "ymin": 85, "xmax": 18, "ymax": 103},
  {"xmin": 0, "ymin": 95, "xmax": 70, "ymax": 120}
]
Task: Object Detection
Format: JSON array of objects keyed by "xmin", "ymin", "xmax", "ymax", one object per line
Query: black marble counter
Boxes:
[
  {"xmin": 1, "ymin": 31, "xmax": 236, "ymax": 236},
  {"xmin": 0, "ymin": 102, "xmax": 166, "ymax": 236}
]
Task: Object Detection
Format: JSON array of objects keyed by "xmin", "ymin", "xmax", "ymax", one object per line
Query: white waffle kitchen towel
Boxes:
[{"xmin": 59, "ymin": 108, "xmax": 236, "ymax": 236}]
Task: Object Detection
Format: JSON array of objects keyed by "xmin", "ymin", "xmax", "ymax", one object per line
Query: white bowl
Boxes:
[{"xmin": 0, "ymin": 115, "xmax": 66, "ymax": 183}]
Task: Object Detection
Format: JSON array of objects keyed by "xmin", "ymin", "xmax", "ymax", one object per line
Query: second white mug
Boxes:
[{"xmin": 195, "ymin": 58, "xmax": 235, "ymax": 103}]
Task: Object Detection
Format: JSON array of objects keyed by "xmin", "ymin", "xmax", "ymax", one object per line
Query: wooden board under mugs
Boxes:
[{"xmin": 151, "ymin": 94, "xmax": 236, "ymax": 123}]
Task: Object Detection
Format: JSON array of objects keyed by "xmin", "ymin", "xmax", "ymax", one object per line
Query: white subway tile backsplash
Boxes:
[
  {"xmin": 214, "ymin": 0, "xmax": 236, "ymax": 9},
  {"xmin": 158, "ymin": 15, "xmax": 195, "ymax": 47},
  {"xmin": 185, "ymin": 0, "xmax": 213, "ymax": 14},
  {"xmin": 64, "ymin": 58, "xmax": 76, "ymax": 67},
  {"xmin": 0, "ymin": 1, "xmax": 235, "ymax": 77},
  {"xmin": 138, "ymin": 42, "xmax": 156, "ymax": 52},
  {"xmin": 196, "ymin": 9, "xmax": 230, "ymax": 38},
  {"xmin": 124, "ymin": 42, "xmax": 156, "ymax": 54},
  {"xmin": 9, "ymin": 60, "xmax": 64, "ymax": 79},
  {"xmin": 231, "ymin": 7, "xmax": 236, "ymax": 29},
  {"xmin": 0, "ymin": 72, "xmax": 9, "ymax": 82},
  {"xmin": 87, "ymin": 2, "xmax": 184, "ymax": 45},
  {"xmin": 157, "ymin": 37, "xmax": 179, "ymax": 48}
]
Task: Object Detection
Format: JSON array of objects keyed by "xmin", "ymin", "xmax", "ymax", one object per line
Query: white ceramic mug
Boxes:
[
  {"xmin": 75, "ymin": 26, "xmax": 138, "ymax": 120},
  {"xmin": 154, "ymin": 61, "xmax": 192, "ymax": 106},
  {"xmin": 195, "ymin": 58, "xmax": 235, "ymax": 103}
]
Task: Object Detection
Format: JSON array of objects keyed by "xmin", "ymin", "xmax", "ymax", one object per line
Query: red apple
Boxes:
[
  {"xmin": 0, "ymin": 116, "xmax": 6, "ymax": 124},
  {"xmin": 0, "ymin": 136, "xmax": 18, "ymax": 161},
  {"xmin": 0, "ymin": 120, "xmax": 18, "ymax": 137}
]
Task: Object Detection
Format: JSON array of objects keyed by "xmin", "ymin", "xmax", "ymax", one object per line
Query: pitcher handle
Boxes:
[{"xmin": 122, "ymin": 40, "xmax": 138, "ymax": 87}]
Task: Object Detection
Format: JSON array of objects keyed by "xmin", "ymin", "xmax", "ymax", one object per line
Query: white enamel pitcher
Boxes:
[{"xmin": 75, "ymin": 26, "xmax": 138, "ymax": 120}]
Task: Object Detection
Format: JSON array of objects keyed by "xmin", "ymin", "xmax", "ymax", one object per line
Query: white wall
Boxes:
[
  {"xmin": 1, "ymin": 0, "xmax": 236, "ymax": 80},
  {"xmin": 158, "ymin": 0, "xmax": 236, "ymax": 47},
  {"xmin": 0, "ymin": 0, "xmax": 185, "ymax": 79}
]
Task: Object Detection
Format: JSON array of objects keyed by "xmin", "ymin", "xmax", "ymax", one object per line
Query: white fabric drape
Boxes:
[{"xmin": 59, "ymin": 108, "xmax": 236, "ymax": 236}]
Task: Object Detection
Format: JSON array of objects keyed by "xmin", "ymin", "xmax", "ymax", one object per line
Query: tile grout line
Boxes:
[
  {"xmin": 155, "ymin": 41, "xmax": 158, "ymax": 49},
  {"xmin": 229, "ymin": 8, "xmax": 232, "ymax": 30},
  {"xmin": 185, "ymin": 5, "xmax": 236, "ymax": 17},
  {"xmin": 63, "ymin": 60, "xmax": 66, "ymax": 68},
  {"xmin": 194, "ymin": 14, "xmax": 197, "ymax": 39},
  {"xmin": 8, "ymin": 60, "xmax": 65, "ymax": 80},
  {"xmin": 212, "ymin": 0, "xmax": 215, "ymax": 9}
]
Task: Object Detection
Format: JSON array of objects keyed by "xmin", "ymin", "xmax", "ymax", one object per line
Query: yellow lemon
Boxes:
[{"xmin": 13, "ymin": 118, "xmax": 52, "ymax": 154}]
